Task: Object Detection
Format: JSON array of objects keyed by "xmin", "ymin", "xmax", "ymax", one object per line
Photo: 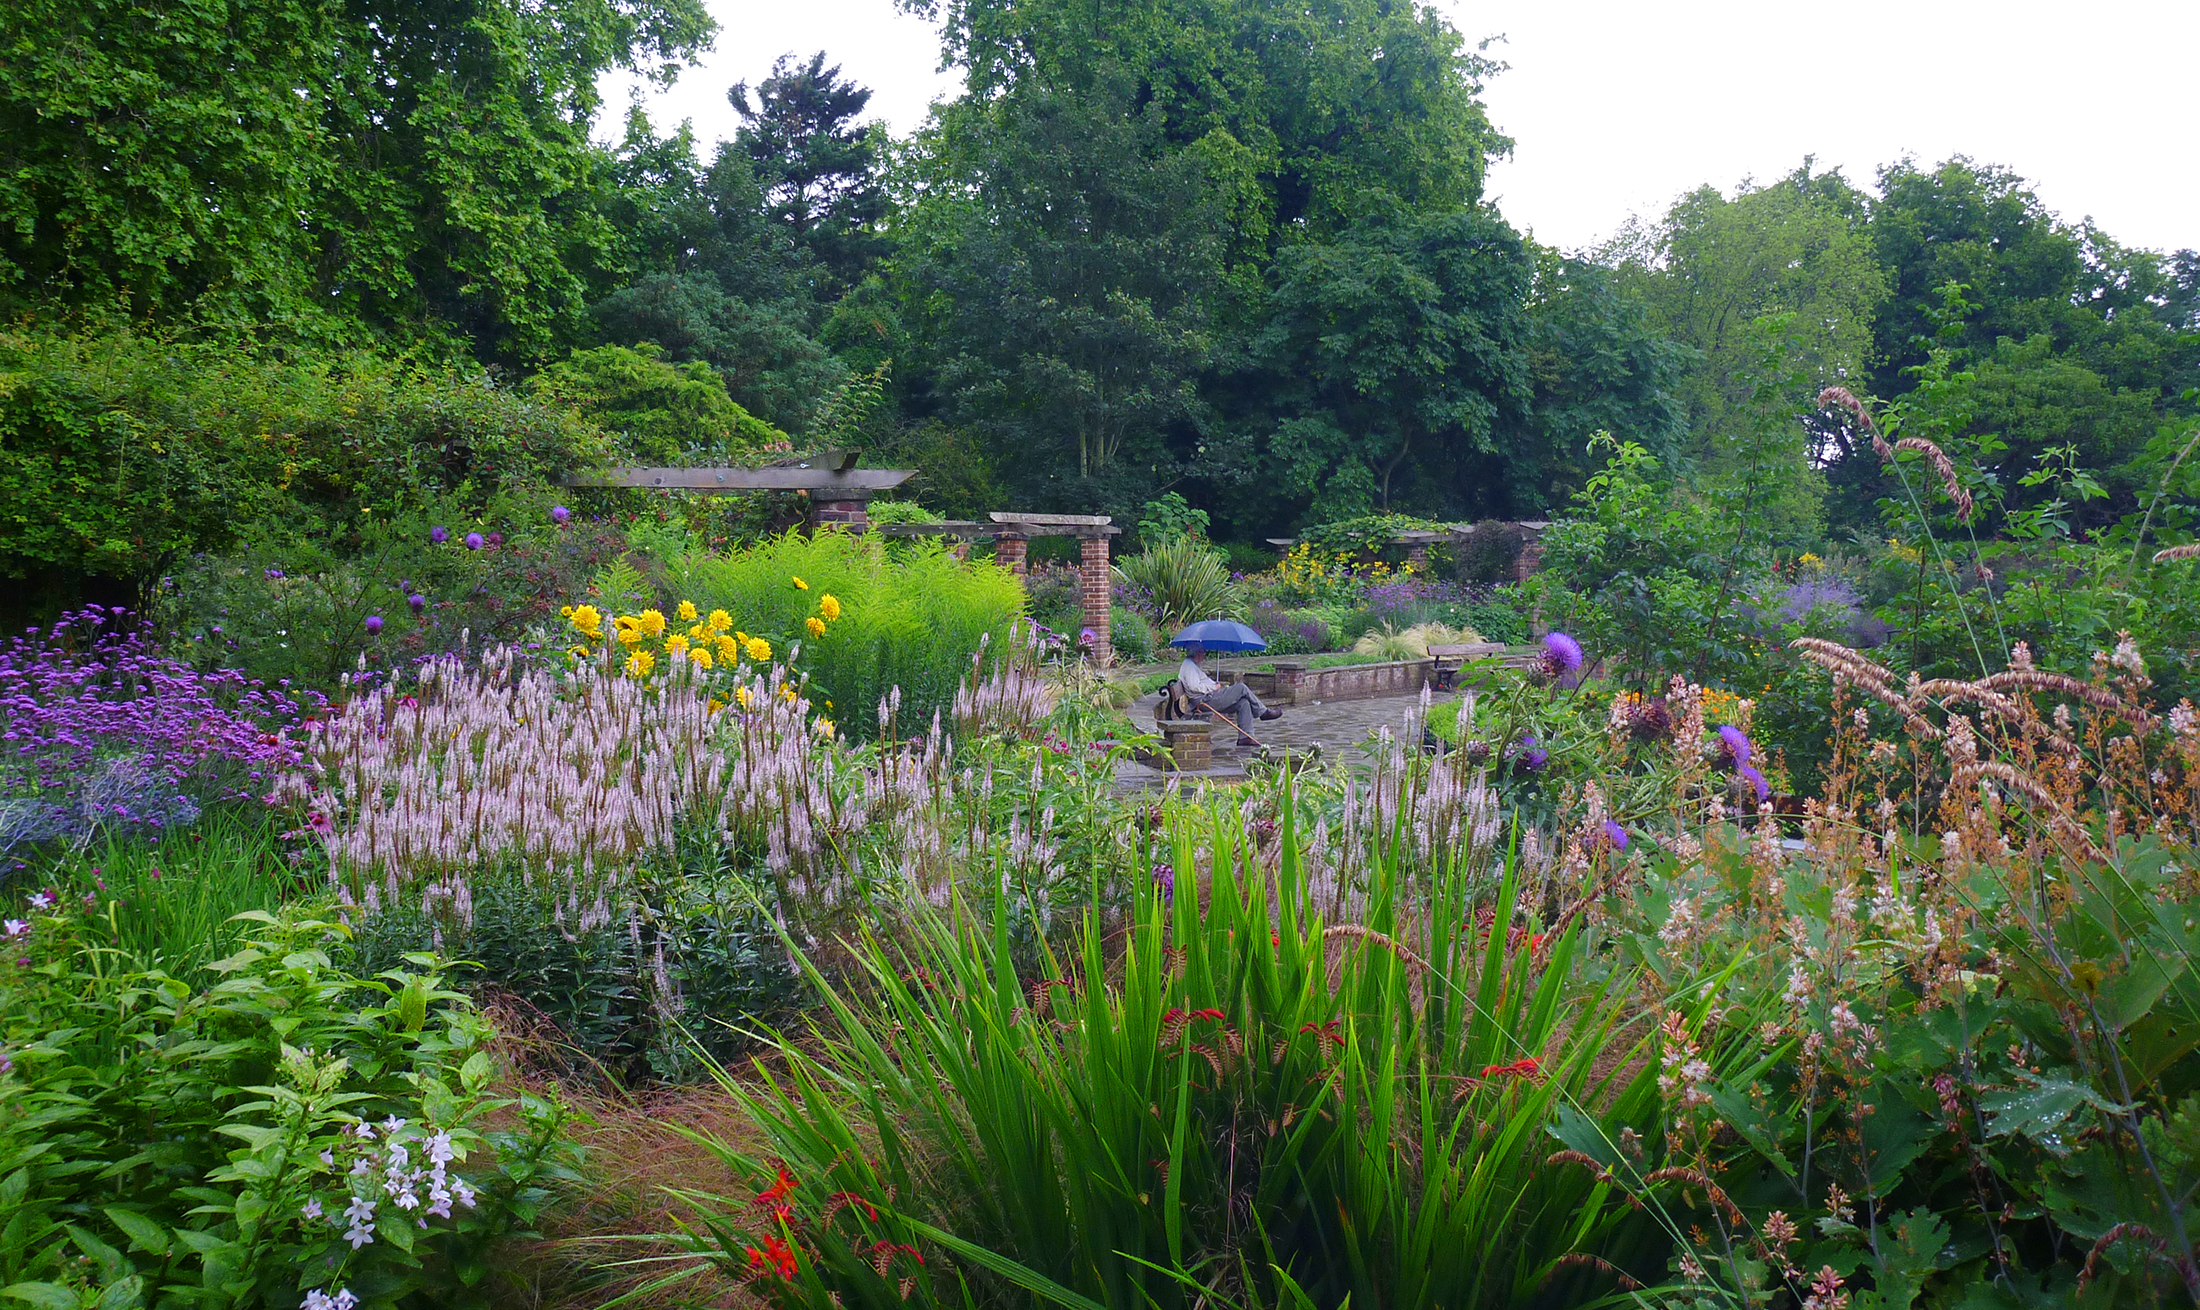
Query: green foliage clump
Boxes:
[
  {"xmin": 527, "ymin": 344, "xmax": 787, "ymax": 464},
  {"xmin": 1112, "ymin": 534, "xmax": 1242, "ymax": 629},
  {"xmin": 641, "ymin": 800, "xmax": 1658, "ymax": 1308},
  {"xmin": 1297, "ymin": 513, "xmax": 1445, "ymax": 561},
  {"xmin": 1108, "ymin": 606, "xmax": 1157, "ymax": 663},
  {"xmin": 683, "ymin": 531, "xmax": 1026, "ymax": 740},
  {"xmin": 0, "ymin": 902, "xmax": 575, "ymax": 1307},
  {"xmin": 0, "ymin": 329, "xmax": 613, "ymax": 591}
]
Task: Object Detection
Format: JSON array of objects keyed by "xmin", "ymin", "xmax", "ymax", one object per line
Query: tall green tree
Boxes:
[
  {"xmin": 1248, "ymin": 200, "xmax": 1532, "ymax": 521},
  {"xmin": 0, "ymin": 0, "xmax": 714, "ymax": 359},
  {"xmin": 730, "ymin": 52, "xmax": 890, "ymax": 288}
]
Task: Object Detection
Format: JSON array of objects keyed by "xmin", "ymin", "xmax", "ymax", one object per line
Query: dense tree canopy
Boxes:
[{"xmin": 2, "ymin": 0, "xmax": 2192, "ymax": 584}]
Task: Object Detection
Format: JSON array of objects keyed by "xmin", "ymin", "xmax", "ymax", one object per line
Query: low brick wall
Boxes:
[{"xmin": 1240, "ymin": 658, "xmax": 1436, "ymax": 706}]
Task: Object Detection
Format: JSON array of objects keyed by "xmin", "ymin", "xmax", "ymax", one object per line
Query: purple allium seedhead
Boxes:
[
  {"xmin": 550, "ymin": 505, "xmax": 571, "ymax": 525},
  {"xmin": 364, "ymin": 615, "xmax": 383, "ymax": 635},
  {"xmin": 429, "ymin": 526, "xmax": 448, "ymax": 544},
  {"xmin": 1541, "ymin": 631, "xmax": 1583, "ymax": 677},
  {"xmin": 463, "ymin": 532, "xmax": 484, "ymax": 551},
  {"xmin": 407, "ymin": 594, "xmax": 425, "ymax": 614},
  {"xmin": 1602, "ymin": 819, "xmax": 1629, "ymax": 851},
  {"xmin": 1717, "ymin": 724, "xmax": 1752, "ymax": 767}
]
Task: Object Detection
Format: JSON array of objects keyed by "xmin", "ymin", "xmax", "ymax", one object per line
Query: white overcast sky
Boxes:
[{"xmin": 600, "ymin": 0, "xmax": 2199, "ymax": 256}]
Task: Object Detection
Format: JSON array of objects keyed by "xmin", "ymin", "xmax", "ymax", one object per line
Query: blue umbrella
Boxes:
[{"xmin": 1169, "ymin": 619, "xmax": 1267, "ymax": 652}]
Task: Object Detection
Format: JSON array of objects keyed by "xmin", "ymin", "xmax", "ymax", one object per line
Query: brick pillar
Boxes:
[
  {"xmin": 1405, "ymin": 542, "xmax": 1430, "ymax": 572},
  {"xmin": 1514, "ymin": 532, "xmax": 1545, "ymax": 583},
  {"xmin": 1079, "ymin": 532, "xmax": 1113, "ymax": 668},
  {"xmin": 993, "ymin": 530, "xmax": 1028, "ymax": 575},
  {"xmin": 811, "ymin": 495, "xmax": 871, "ymax": 533}
]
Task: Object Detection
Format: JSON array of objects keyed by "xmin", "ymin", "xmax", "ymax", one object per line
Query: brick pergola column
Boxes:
[
  {"xmin": 993, "ymin": 530, "xmax": 1028, "ymax": 575},
  {"xmin": 1078, "ymin": 532, "xmax": 1113, "ymax": 667},
  {"xmin": 1405, "ymin": 542, "xmax": 1431, "ymax": 571},
  {"xmin": 810, "ymin": 492, "xmax": 872, "ymax": 533}
]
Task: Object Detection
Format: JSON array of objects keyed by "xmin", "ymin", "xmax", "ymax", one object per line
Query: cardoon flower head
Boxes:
[
  {"xmin": 463, "ymin": 532, "xmax": 484, "ymax": 551},
  {"xmin": 429, "ymin": 526, "xmax": 448, "ymax": 544},
  {"xmin": 1601, "ymin": 819, "xmax": 1628, "ymax": 851},
  {"xmin": 1509, "ymin": 735, "xmax": 1548, "ymax": 774},
  {"xmin": 1540, "ymin": 631, "xmax": 1583, "ymax": 678},
  {"xmin": 550, "ymin": 505, "xmax": 571, "ymax": 525},
  {"xmin": 1717, "ymin": 724, "xmax": 1752, "ymax": 766},
  {"xmin": 1738, "ymin": 764, "xmax": 1770, "ymax": 803},
  {"xmin": 407, "ymin": 594, "xmax": 426, "ymax": 614},
  {"xmin": 485, "ymin": 532, "xmax": 503, "ymax": 547},
  {"xmin": 364, "ymin": 615, "xmax": 383, "ymax": 635}
]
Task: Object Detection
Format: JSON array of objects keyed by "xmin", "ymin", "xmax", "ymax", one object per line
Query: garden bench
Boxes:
[{"xmin": 1427, "ymin": 642, "xmax": 1540, "ymax": 688}]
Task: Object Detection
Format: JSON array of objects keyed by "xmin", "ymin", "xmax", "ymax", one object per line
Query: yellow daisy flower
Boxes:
[
  {"xmin": 813, "ymin": 718, "xmax": 835, "ymax": 739},
  {"xmin": 735, "ymin": 686, "xmax": 753, "ymax": 710},
  {"xmin": 690, "ymin": 646, "xmax": 713, "ymax": 670},
  {"xmin": 791, "ymin": 576, "xmax": 809, "ymax": 591},
  {"xmin": 708, "ymin": 609, "xmax": 733, "ymax": 633},
  {"xmin": 569, "ymin": 605, "xmax": 603, "ymax": 638},
  {"xmin": 746, "ymin": 636, "xmax": 772, "ymax": 662},
  {"xmin": 805, "ymin": 616, "xmax": 827, "ymax": 638},
  {"xmin": 708, "ymin": 696, "xmax": 727, "ymax": 714},
  {"xmin": 818, "ymin": 593, "xmax": 841, "ymax": 621},
  {"xmin": 666, "ymin": 634, "xmax": 689, "ymax": 658},
  {"xmin": 715, "ymin": 634, "xmax": 741, "ymax": 663},
  {"xmin": 613, "ymin": 615, "xmax": 644, "ymax": 645},
  {"xmin": 638, "ymin": 608, "xmax": 666, "ymax": 638},
  {"xmin": 625, "ymin": 649, "xmax": 655, "ymax": 677},
  {"xmin": 676, "ymin": 599, "xmax": 698, "ymax": 622}
]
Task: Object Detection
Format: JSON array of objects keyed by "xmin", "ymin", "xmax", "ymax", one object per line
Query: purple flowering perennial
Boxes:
[
  {"xmin": 429, "ymin": 526, "xmax": 448, "ymax": 544},
  {"xmin": 1540, "ymin": 631, "xmax": 1583, "ymax": 677},
  {"xmin": 1717, "ymin": 723, "xmax": 1752, "ymax": 766},
  {"xmin": 464, "ymin": 532, "xmax": 485, "ymax": 551},
  {"xmin": 1738, "ymin": 763, "xmax": 1770, "ymax": 803},
  {"xmin": 551, "ymin": 505, "xmax": 571, "ymax": 525},
  {"xmin": 0, "ymin": 608, "xmax": 326, "ymax": 851},
  {"xmin": 1601, "ymin": 819, "xmax": 1628, "ymax": 851},
  {"xmin": 365, "ymin": 615, "xmax": 383, "ymax": 635}
]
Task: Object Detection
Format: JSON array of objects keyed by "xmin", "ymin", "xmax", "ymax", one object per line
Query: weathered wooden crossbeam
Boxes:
[{"xmin": 558, "ymin": 467, "xmax": 915, "ymax": 491}]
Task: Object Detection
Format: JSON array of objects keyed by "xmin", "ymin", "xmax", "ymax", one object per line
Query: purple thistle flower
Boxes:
[
  {"xmin": 1540, "ymin": 631, "xmax": 1583, "ymax": 678},
  {"xmin": 1717, "ymin": 724, "xmax": 1752, "ymax": 766},
  {"xmin": 485, "ymin": 532, "xmax": 503, "ymax": 547},
  {"xmin": 429, "ymin": 526, "xmax": 448, "ymax": 544},
  {"xmin": 1601, "ymin": 819, "xmax": 1628, "ymax": 851},
  {"xmin": 1510, "ymin": 734, "xmax": 1548, "ymax": 774},
  {"xmin": 364, "ymin": 615, "xmax": 383, "ymax": 635},
  {"xmin": 463, "ymin": 532, "xmax": 484, "ymax": 551},
  {"xmin": 1078, "ymin": 627, "xmax": 1098, "ymax": 649},
  {"xmin": 264, "ymin": 566, "xmax": 285, "ymax": 580},
  {"xmin": 407, "ymin": 594, "xmax": 426, "ymax": 614},
  {"xmin": 1738, "ymin": 764, "xmax": 1770, "ymax": 803},
  {"xmin": 550, "ymin": 505, "xmax": 571, "ymax": 525}
]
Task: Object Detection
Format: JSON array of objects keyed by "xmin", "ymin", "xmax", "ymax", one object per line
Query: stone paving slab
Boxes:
[{"xmin": 1113, "ymin": 685, "xmax": 1460, "ymax": 788}]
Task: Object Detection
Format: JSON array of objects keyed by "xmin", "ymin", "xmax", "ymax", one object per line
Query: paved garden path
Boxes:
[{"xmin": 1115, "ymin": 682, "xmax": 1461, "ymax": 787}]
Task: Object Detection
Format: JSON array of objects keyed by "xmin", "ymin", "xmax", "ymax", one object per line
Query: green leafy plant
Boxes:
[
  {"xmin": 0, "ymin": 900, "xmax": 577, "ymax": 1307},
  {"xmin": 614, "ymin": 790, "xmax": 1663, "ymax": 1308},
  {"xmin": 1112, "ymin": 533, "xmax": 1242, "ymax": 629}
]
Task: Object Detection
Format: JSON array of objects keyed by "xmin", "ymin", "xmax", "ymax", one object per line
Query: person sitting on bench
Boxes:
[{"xmin": 1176, "ymin": 644, "xmax": 1283, "ymax": 741}]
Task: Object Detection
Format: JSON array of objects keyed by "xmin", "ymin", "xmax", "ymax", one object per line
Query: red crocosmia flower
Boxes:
[
  {"xmin": 1192, "ymin": 1008, "xmax": 1226, "ymax": 1022},
  {"xmin": 827, "ymin": 1191, "xmax": 879, "ymax": 1221},
  {"xmin": 1161, "ymin": 1007, "xmax": 1186, "ymax": 1024},
  {"xmin": 1271, "ymin": 933, "xmax": 1282, "ymax": 947},
  {"xmin": 754, "ymin": 1166, "xmax": 797, "ymax": 1221},
  {"xmin": 746, "ymin": 1235, "xmax": 799, "ymax": 1279}
]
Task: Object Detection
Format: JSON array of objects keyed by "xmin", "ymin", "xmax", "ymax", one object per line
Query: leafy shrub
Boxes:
[
  {"xmin": 684, "ymin": 532, "xmax": 1026, "ymax": 741},
  {"xmin": 636, "ymin": 799, "xmax": 1660, "ymax": 1308},
  {"xmin": 1244, "ymin": 599, "xmax": 1330, "ymax": 655},
  {"xmin": 1297, "ymin": 512, "xmax": 1445, "ymax": 562},
  {"xmin": 1453, "ymin": 519, "xmax": 1528, "ymax": 583},
  {"xmin": 1133, "ymin": 492, "xmax": 1209, "ymax": 547},
  {"xmin": 0, "ymin": 901, "xmax": 575, "ymax": 1308},
  {"xmin": 861, "ymin": 499, "xmax": 942, "ymax": 527},
  {"xmin": 1111, "ymin": 534, "xmax": 1242, "ymax": 628},
  {"xmin": 0, "ymin": 327, "xmax": 615, "ymax": 590},
  {"xmin": 155, "ymin": 502, "xmax": 641, "ymax": 692},
  {"xmin": 526, "ymin": 343, "xmax": 787, "ymax": 464},
  {"xmin": 1109, "ymin": 606, "xmax": 1156, "ymax": 663}
]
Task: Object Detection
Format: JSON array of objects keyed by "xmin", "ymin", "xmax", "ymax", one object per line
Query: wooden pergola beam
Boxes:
[{"xmin": 559, "ymin": 467, "xmax": 915, "ymax": 492}]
